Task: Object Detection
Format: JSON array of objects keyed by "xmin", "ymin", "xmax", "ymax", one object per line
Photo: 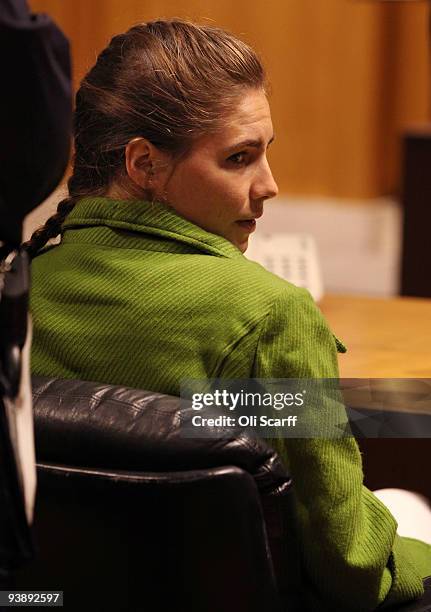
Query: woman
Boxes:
[{"xmin": 27, "ymin": 19, "xmax": 430, "ymax": 610}]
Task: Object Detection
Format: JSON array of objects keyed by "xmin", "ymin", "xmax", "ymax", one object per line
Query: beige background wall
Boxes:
[{"xmin": 31, "ymin": 0, "xmax": 430, "ymax": 198}]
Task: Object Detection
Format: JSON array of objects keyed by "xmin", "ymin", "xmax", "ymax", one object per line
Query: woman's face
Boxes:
[{"xmin": 160, "ymin": 89, "xmax": 278, "ymax": 253}]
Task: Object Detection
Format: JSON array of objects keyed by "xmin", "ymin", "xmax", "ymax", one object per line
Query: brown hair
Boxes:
[{"xmin": 24, "ymin": 19, "xmax": 266, "ymax": 257}]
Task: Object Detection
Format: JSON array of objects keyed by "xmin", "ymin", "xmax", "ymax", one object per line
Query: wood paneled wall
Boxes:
[{"xmin": 30, "ymin": 0, "xmax": 430, "ymax": 198}]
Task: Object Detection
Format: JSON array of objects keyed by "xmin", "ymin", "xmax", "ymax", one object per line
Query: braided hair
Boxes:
[
  {"xmin": 23, "ymin": 19, "xmax": 266, "ymax": 258},
  {"xmin": 23, "ymin": 179, "xmax": 84, "ymax": 258}
]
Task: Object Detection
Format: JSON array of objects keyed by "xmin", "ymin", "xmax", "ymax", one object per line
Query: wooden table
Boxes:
[
  {"xmin": 319, "ymin": 294, "xmax": 431, "ymax": 496},
  {"xmin": 320, "ymin": 294, "xmax": 431, "ymax": 378}
]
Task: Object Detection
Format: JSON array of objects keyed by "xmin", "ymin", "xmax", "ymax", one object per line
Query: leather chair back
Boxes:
[{"xmin": 15, "ymin": 377, "xmax": 298, "ymax": 612}]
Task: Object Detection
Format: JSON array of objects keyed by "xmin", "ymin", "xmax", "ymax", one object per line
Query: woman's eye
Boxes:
[{"xmin": 227, "ymin": 151, "xmax": 248, "ymax": 166}]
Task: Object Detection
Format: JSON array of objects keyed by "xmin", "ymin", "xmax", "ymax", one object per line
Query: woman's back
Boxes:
[{"xmin": 31, "ymin": 196, "xmax": 338, "ymax": 393}]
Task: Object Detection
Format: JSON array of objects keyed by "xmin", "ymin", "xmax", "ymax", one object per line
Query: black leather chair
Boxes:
[
  {"xmin": 15, "ymin": 377, "xmax": 298, "ymax": 612},
  {"xmin": 14, "ymin": 377, "xmax": 431, "ymax": 612}
]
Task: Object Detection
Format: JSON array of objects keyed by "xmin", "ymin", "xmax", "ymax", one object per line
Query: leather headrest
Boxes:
[{"xmin": 32, "ymin": 376, "xmax": 291, "ymax": 494}]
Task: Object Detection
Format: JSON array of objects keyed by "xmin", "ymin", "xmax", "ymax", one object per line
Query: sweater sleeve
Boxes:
[{"xmin": 252, "ymin": 286, "xmax": 429, "ymax": 611}]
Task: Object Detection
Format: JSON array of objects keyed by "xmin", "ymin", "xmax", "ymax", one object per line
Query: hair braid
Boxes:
[{"xmin": 23, "ymin": 172, "xmax": 87, "ymax": 258}]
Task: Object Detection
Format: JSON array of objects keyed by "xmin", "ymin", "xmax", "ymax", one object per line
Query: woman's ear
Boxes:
[
  {"xmin": 125, "ymin": 137, "xmax": 156, "ymax": 190},
  {"xmin": 124, "ymin": 137, "xmax": 173, "ymax": 201}
]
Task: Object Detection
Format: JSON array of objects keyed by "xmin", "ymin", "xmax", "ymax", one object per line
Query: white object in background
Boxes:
[
  {"xmin": 246, "ymin": 233, "xmax": 324, "ymax": 302},
  {"xmin": 3, "ymin": 317, "xmax": 36, "ymax": 523},
  {"xmin": 373, "ymin": 488, "xmax": 431, "ymax": 545}
]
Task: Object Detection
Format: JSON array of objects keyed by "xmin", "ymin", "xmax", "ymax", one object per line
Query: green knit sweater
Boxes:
[{"xmin": 31, "ymin": 197, "xmax": 430, "ymax": 611}]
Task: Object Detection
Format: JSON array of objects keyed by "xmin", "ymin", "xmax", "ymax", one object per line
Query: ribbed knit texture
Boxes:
[{"xmin": 31, "ymin": 197, "xmax": 430, "ymax": 610}]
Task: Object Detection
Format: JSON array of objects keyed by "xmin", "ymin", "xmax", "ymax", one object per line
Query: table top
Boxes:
[{"xmin": 319, "ymin": 294, "xmax": 431, "ymax": 378}]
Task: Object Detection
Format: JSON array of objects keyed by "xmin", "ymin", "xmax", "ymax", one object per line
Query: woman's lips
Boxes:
[{"xmin": 236, "ymin": 219, "xmax": 257, "ymax": 232}]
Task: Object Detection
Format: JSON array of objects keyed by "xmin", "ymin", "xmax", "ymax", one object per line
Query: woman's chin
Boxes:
[{"xmin": 236, "ymin": 237, "xmax": 249, "ymax": 253}]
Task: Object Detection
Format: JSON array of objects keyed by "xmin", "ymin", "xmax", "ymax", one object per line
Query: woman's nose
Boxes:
[{"xmin": 250, "ymin": 158, "xmax": 279, "ymax": 201}]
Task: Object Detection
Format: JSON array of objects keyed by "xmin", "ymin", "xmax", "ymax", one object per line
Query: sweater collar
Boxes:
[{"xmin": 63, "ymin": 196, "xmax": 244, "ymax": 259}]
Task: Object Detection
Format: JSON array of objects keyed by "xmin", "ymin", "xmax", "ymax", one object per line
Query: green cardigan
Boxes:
[{"xmin": 31, "ymin": 197, "xmax": 430, "ymax": 611}]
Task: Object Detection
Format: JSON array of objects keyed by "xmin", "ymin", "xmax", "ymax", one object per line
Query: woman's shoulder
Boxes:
[{"xmin": 207, "ymin": 253, "xmax": 312, "ymax": 306}]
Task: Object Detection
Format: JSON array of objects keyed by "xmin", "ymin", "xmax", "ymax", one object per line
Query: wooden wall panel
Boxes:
[{"xmin": 30, "ymin": 0, "xmax": 430, "ymax": 199}]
